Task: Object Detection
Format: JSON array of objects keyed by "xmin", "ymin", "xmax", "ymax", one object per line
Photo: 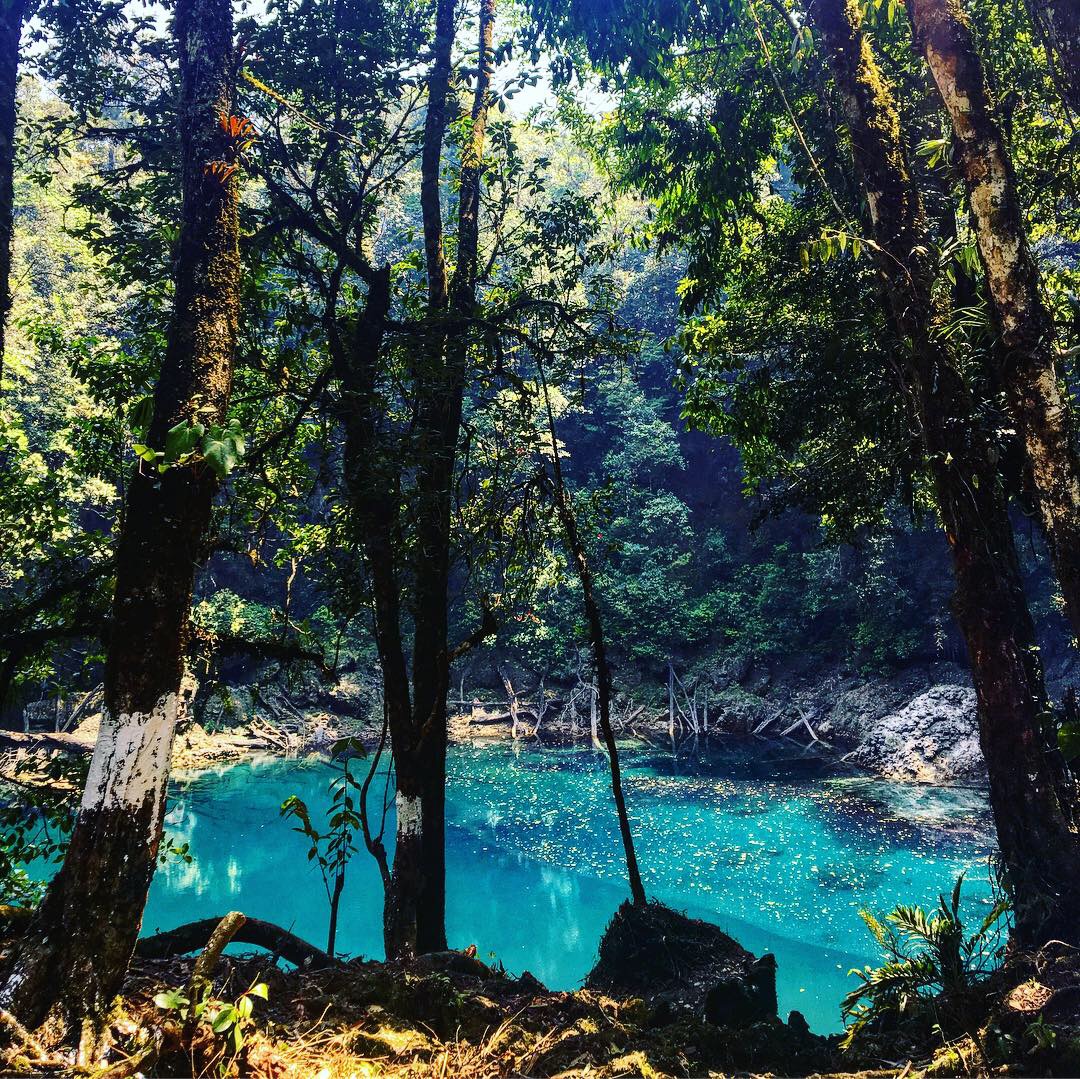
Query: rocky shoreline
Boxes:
[
  {"xmin": 2, "ymin": 659, "xmax": 996, "ymax": 787},
  {"xmin": 453, "ymin": 660, "xmax": 989, "ymax": 787}
]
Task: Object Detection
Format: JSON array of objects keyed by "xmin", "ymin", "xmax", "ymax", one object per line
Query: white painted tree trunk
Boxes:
[{"xmin": 80, "ymin": 672, "xmax": 196, "ymax": 823}]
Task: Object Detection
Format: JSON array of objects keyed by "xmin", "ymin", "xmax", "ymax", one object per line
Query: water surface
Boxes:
[{"xmin": 148, "ymin": 738, "xmax": 997, "ymax": 1033}]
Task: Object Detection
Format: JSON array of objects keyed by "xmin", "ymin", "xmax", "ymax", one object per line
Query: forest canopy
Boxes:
[{"xmin": 2, "ymin": 0, "xmax": 1080, "ymax": 1072}]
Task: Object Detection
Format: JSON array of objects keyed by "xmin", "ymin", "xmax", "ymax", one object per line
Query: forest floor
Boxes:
[
  {"xmin": 5, "ymin": 937, "xmax": 1080, "ymax": 1078},
  {"xmin": 0, "ymin": 942, "xmax": 857, "ymax": 1077}
]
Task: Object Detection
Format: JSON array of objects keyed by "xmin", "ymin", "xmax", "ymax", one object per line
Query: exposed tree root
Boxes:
[
  {"xmin": 0, "ymin": 1007, "xmax": 50, "ymax": 1062},
  {"xmin": 135, "ymin": 915, "xmax": 333, "ymax": 970}
]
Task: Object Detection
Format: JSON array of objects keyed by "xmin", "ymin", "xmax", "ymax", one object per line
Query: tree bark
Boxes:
[
  {"xmin": 1023, "ymin": 0, "xmax": 1080, "ymax": 113},
  {"xmin": 323, "ymin": 267, "xmax": 409, "ymax": 959},
  {"xmin": 810, "ymin": 0, "xmax": 1080, "ymax": 946},
  {"xmin": 539, "ymin": 372, "xmax": 647, "ymax": 909},
  {"xmin": 0, "ymin": 0, "xmax": 239, "ymax": 1027},
  {"xmin": 0, "ymin": 0, "xmax": 27, "ymax": 393},
  {"xmin": 909, "ymin": 0, "xmax": 1080, "ymax": 643},
  {"xmin": 384, "ymin": 0, "xmax": 495, "ymax": 958}
]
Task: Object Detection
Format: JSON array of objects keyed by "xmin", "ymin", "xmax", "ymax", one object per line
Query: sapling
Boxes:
[{"xmin": 280, "ymin": 736, "xmax": 367, "ymax": 956}]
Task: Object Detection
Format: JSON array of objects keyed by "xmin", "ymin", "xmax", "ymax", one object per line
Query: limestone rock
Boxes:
[{"xmin": 844, "ymin": 684, "xmax": 984, "ymax": 784}]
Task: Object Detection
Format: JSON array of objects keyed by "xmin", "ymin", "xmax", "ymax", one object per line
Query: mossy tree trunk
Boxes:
[
  {"xmin": 0, "ymin": 0, "xmax": 239, "ymax": 1031},
  {"xmin": 809, "ymin": 0, "xmax": 1080, "ymax": 947},
  {"xmin": 0, "ymin": 0, "xmax": 27, "ymax": 393},
  {"xmin": 909, "ymin": 0, "xmax": 1080, "ymax": 644}
]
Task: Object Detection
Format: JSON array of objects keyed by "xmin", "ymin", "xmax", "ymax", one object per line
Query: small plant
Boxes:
[
  {"xmin": 155, "ymin": 977, "xmax": 268, "ymax": 1075},
  {"xmin": 841, "ymin": 873, "xmax": 1008, "ymax": 1048},
  {"xmin": 281, "ymin": 736, "xmax": 367, "ymax": 955}
]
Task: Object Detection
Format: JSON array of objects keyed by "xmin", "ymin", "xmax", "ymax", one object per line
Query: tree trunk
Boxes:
[
  {"xmin": 325, "ymin": 267, "xmax": 413, "ymax": 959},
  {"xmin": 810, "ymin": 0, "xmax": 1080, "ymax": 946},
  {"xmin": 0, "ymin": 0, "xmax": 239, "ymax": 1028},
  {"xmin": 667, "ymin": 662, "xmax": 675, "ymax": 740},
  {"xmin": 909, "ymin": 0, "xmax": 1080, "ymax": 643},
  {"xmin": 385, "ymin": 0, "xmax": 495, "ymax": 958},
  {"xmin": 1023, "ymin": 0, "xmax": 1080, "ymax": 113},
  {"xmin": 327, "ymin": 871, "xmax": 344, "ymax": 956},
  {"xmin": 0, "ymin": 0, "xmax": 26, "ymax": 393},
  {"xmin": 540, "ymin": 373, "xmax": 647, "ymax": 909},
  {"xmin": 590, "ymin": 678, "xmax": 600, "ymax": 747}
]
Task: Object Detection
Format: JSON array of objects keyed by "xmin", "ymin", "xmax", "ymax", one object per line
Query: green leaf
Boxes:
[
  {"xmin": 211, "ymin": 1006, "xmax": 237, "ymax": 1033},
  {"xmin": 154, "ymin": 988, "xmax": 190, "ymax": 1012},
  {"xmin": 201, "ymin": 418, "xmax": 246, "ymax": 479},
  {"xmin": 1060, "ymin": 721, "xmax": 1080, "ymax": 761},
  {"xmin": 133, "ymin": 443, "xmax": 163, "ymax": 464},
  {"xmin": 165, "ymin": 419, "xmax": 204, "ymax": 463},
  {"xmin": 330, "ymin": 736, "xmax": 368, "ymax": 758},
  {"xmin": 128, "ymin": 395, "xmax": 155, "ymax": 432}
]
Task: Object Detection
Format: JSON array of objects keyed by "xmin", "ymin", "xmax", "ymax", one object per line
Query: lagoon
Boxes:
[{"xmin": 147, "ymin": 739, "xmax": 997, "ymax": 1033}]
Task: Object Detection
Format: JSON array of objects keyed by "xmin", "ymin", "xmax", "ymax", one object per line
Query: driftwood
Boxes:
[
  {"xmin": 752, "ymin": 707, "xmax": 783, "ymax": 735},
  {"xmin": 136, "ymin": 915, "xmax": 334, "ymax": 970},
  {"xmin": 0, "ymin": 728, "xmax": 94, "ymax": 753},
  {"xmin": 780, "ymin": 705, "xmax": 829, "ymax": 746},
  {"xmin": 59, "ymin": 684, "xmax": 103, "ymax": 733}
]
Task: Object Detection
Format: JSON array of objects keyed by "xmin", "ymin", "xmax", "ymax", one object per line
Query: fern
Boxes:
[{"xmin": 841, "ymin": 873, "xmax": 1008, "ymax": 1050}]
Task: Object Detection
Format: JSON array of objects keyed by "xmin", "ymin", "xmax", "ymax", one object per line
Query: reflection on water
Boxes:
[{"xmin": 146, "ymin": 739, "xmax": 996, "ymax": 1034}]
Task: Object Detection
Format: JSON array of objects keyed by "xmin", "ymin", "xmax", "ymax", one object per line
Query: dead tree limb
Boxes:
[
  {"xmin": 136, "ymin": 916, "xmax": 334, "ymax": 970},
  {"xmin": 183, "ymin": 911, "xmax": 246, "ymax": 1040}
]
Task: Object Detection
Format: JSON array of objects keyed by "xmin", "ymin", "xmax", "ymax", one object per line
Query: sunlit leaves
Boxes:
[{"xmin": 133, "ymin": 415, "xmax": 246, "ymax": 478}]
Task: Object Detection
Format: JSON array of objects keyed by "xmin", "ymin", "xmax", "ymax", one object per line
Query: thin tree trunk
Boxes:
[
  {"xmin": 0, "ymin": 0, "xmax": 239, "ymax": 1029},
  {"xmin": 327, "ymin": 871, "xmax": 344, "ymax": 956},
  {"xmin": 810, "ymin": 0, "xmax": 1080, "ymax": 946},
  {"xmin": 325, "ymin": 268, "xmax": 414, "ymax": 959},
  {"xmin": 1023, "ymin": 0, "xmax": 1080, "ymax": 113},
  {"xmin": 590, "ymin": 678, "xmax": 600, "ymax": 748},
  {"xmin": 500, "ymin": 666, "xmax": 521, "ymax": 738},
  {"xmin": 909, "ymin": 0, "xmax": 1080, "ymax": 643},
  {"xmin": 539, "ymin": 369, "xmax": 647, "ymax": 909},
  {"xmin": 667, "ymin": 662, "xmax": 675, "ymax": 740},
  {"xmin": 0, "ymin": 0, "xmax": 26, "ymax": 393}
]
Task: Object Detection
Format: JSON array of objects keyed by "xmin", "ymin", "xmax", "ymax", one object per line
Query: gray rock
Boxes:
[
  {"xmin": 844, "ymin": 684, "xmax": 984, "ymax": 785},
  {"xmin": 710, "ymin": 655, "xmax": 753, "ymax": 691}
]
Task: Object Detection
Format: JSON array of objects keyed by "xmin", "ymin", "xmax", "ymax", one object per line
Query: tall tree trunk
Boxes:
[
  {"xmin": 539, "ymin": 368, "xmax": 647, "ymax": 908},
  {"xmin": 810, "ymin": 0, "xmax": 1080, "ymax": 946},
  {"xmin": 0, "ymin": 0, "xmax": 239, "ymax": 1030},
  {"xmin": 909, "ymin": 0, "xmax": 1080, "ymax": 643},
  {"xmin": 383, "ymin": 0, "xmax": 494, "ymax": 958},
  {"xmin": 1023, "ymin": 0, "xmax": 1080, "ymax": 113},
  {"xmin": 0, "ymin": 0, "xmax": 26, "ymax": 393},
  {"xmin": 324, "ymin": 268, "xmax": 414, "ymax": 959}
]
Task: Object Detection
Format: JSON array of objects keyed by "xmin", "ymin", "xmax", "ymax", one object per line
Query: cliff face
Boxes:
[{"xmin": 706, "ymin": 660, "xmax": 988, "ymax": 785}]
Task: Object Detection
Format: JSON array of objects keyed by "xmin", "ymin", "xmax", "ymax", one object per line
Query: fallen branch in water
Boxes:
[{"xmin": 136, "ymin": 916, "xmax": 334, "ymax": 970}]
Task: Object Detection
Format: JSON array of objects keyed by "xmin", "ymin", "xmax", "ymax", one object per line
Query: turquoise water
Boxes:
[{"xmin": 147, "ymin": 739, "xmax": 997, "ymax": 1034}]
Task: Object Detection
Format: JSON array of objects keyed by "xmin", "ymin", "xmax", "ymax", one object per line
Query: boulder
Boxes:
[
  {"xmin": 844, "ymin": 684, "xmax": 984, "ymax": 784},
  {"xmin": 585, "ymin": 900, "xmax": 778, "ymax": 1027}
]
